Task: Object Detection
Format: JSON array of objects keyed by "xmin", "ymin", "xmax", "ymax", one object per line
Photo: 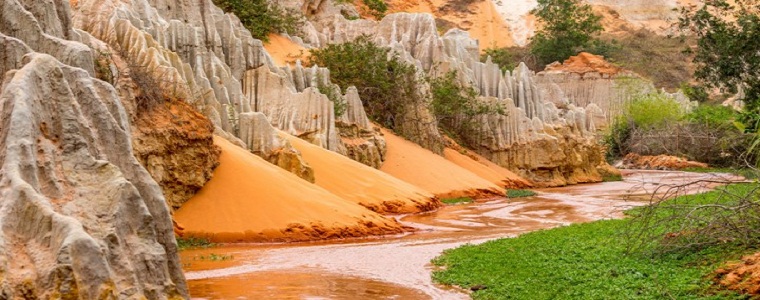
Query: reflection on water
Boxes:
[
  {"xmin": 189, "ymin": 270, "xmax": 430, "ymax": 300},
  {"xmin": 184, "ymin": 170, "xmax": 743, "ymax": 299}
]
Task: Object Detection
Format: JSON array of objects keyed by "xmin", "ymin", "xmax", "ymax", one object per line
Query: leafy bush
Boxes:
[
  {"xmin": 429, "ymin": 71, "xmax": 504, "ymax": 147},
  {"xmin": 480, "ymin": 47, "xmax": 539, "ymax": 71},
  {"xmin": 362, "ymin": 0, "xmax": 388, "ymax": 18},
  {"xmin": 212, "ymin": 0, "xmax": 303, "ymax": 42},
  {"xmin": 177, "ymin": 237, "xmax": 216, "ymax": 250},
  {"xmin": 308, "ymin": 36, "xmax": 423, "ymax": 137}
]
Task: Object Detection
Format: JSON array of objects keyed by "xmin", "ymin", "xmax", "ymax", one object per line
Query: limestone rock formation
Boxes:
[
  {"xmin": 0, "ymin": 52, "xmax": 186, "ymax": 299},
  {"xmin": 239, "ymin": 112, "xmax": 316, "ymax": 182},
  {"xmin": 0, "ymin": 0, "xmax": 188, "ymax": 298},
  {"xmin": 72, "ymin": 0, "xmax": 389, "ymax": 170},
  {"xmin": 617, "ymin": 153, "xmax": 709, "ymax": 170}
]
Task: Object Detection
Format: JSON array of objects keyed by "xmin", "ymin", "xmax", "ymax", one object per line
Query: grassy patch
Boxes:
[
  {"xmin": 603, "ymin": 173, "xmax": 624, "ymax": 182},
  {"xmin": 177, "ymin": 237, "xmax": 216, "ymax": 251},
  {"xmin": 506, "ymin": 189, "xmax": 537, "ymax": 198},
  {"xmin": 194, "ymin": 253, "xmax": 234, "ymax": 261},
  {"xmin": 433, "ymin": 184, "xmax": 759, "ymax": 299},
  {"xmin": 441, "ymin": 197, "xmax": 474, "ymax": 205}
]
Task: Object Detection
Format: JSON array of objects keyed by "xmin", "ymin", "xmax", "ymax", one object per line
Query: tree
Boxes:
[
  {"xmin": 212, "ymin": 0, "xmax": 302, "ymax": 42},
  {"xmin": 529, "ymin": 0, "xmax": 603, "ymax": 66},
  {"xmin": 679, "ymin": 0, "xmax": 760, "ymax": 131}
]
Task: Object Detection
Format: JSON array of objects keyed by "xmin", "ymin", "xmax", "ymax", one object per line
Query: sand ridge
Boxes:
[
  {"xmin": 443, "ymin": 148, "xmax": 532, "ymax": 189},
  {"xmin": 282, "ymin": 132, "xmax": 441, "ymax": 214},
  {"xmin": 173, "ymin": 136, "xmax": 406, "ymax": 242},
  {"xmin": 379, "ymin": 128, "xmax": 504, "ymax": 199}
]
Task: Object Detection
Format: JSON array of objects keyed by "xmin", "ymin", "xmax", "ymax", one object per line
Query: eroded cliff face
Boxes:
[
  {"xmin": 0, "ymin": 1, "xmax": 187, "ymax": 296},
  {"xmin": 290, "ymin": 9, "xmax": 618, "ymax": 186},
  {"xmin": 132, "ymin": 100, "xmax": 221, "ymax": 210},
  {"xmin": 71, "ymin": 0, "xmax": 389, "ymax": 171}
]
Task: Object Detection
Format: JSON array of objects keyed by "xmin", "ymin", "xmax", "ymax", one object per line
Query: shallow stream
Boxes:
[{"xmin": 182, "ymin": 170, "xmax": 740, "ymax": 299}]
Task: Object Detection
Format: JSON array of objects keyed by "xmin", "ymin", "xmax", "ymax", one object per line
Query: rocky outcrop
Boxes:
[
  {"xmin": 0, "ymin": 0, "xmax": 187, "ymax": 298},
  {"xmin": 72, "ymin": 0, "xmax": 389, "ymax": 170},
  {"xmin": 617, "ymin": 153, "xmax": 709, "ymax": 170},
  {"xmin": 239, "ymin": 112, "xmax": 315, "ymax": 182},
  {"xmin": 132, "ymin": 100, "xmax": 221, "ymax": 210},
  {"xmin": 0, "ymin": 52, "xmax": 187, "ymax": 298}
]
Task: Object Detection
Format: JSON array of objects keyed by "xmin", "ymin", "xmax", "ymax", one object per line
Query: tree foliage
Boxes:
[
  {"xmin": 529, "ymin": 0, "xmax": 603, "ymax": 66},
  {"xmin": 308, "ymin": 36, "xmax": 421, "ymax": 131},
  {"xmin": 212, "ymin": 0, "xmax": 302, "ymax": 42},
  {"xmin": 679, "ymin": 0, "xmax": 760, "ymax": 130}
]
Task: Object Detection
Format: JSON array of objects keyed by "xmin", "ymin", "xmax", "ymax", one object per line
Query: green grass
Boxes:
[
  {"xmin": 506, "ymin": 189, "xmax": 537, "ymax": 198},
  {"xmin": 177, "ymin": 237, "xmax": 216, "ymax": 251},
  {"xmin": 194, "ymin": 253, "xmax": 234, "ymax": 261},
  {"xmin": 432, "ymin": 184, "xmax": 759, "ymax": 299},
  {"xmin": 441, "ymin": 197, "xmax": 474, "ymax": 205},
  {"xmin": 603, "ymin": 173, "xmax": 624, "ymax": 182}
]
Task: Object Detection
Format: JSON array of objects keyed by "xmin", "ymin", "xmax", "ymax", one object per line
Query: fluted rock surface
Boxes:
[
  {"xmin": 239, "ymin": 112, "xmax": 315, "ymax": 182},
  {"xmin": 72, "ymin": 0, "xmax": 388, "ymax": 169},
  {"xmin": 0, "ymin": 52, "xmax": 187, "ymax": 298}
]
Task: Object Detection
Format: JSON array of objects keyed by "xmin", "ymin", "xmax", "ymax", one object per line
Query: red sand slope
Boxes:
[{"xmin": 173, "ymin": 136, "xmax": 405, "ymax": 242}]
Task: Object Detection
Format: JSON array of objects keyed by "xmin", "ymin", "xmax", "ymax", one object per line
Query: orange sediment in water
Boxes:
[
  {"xmin": 173, "ymin": 136, "xmax": 405, "ymax": 243},
  {"xmin": 379, "ymin": 128, "xmax": 504, "ymax": 199},
  {"xmin": 282, "ymin": 133, "xmax": 440, "ymax": 214}
]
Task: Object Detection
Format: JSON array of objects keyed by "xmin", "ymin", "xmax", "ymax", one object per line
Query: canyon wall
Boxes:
[{"xmin": 0, "ymin": 0, "xmax": 187, "ymax": 297}]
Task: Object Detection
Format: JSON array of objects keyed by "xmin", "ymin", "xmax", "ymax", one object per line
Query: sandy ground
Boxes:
[
  {"xmin": 173, "ymin": 136, "xmax": 405, "ymax": 242},
  {"xmin": 262, "ymin": 34, "xmax": 306, "ymax": 67},
  {"xmin": 282, "ymin": 132, "xmax": 441, "ymax": 214},
  {"xmin": 379, "ymin": 128, "xmax": 504, "ymax": 198},
  {"xmin": 443, "ymin": 147, "xmax": 531, "ymax": 188}
]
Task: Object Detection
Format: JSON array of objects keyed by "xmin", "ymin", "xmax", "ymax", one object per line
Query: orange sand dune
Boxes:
[
  {"xmin": 282, "ymin": 133, "xmax": 441, "ymax": 214},
  {"xmin": 263, "ymin": 34, "xmax": 306, "ymax": 67},
  {"xmin": 173, "ymin": 137, "xmax": 405, "ymax": 243},
  {"xmin": 379, "ymin": 129, "xmax": 504, "ymax": 199},
  {"xmin": 443, "ymin": 148, "xmax": 532, "ymax": 189}
]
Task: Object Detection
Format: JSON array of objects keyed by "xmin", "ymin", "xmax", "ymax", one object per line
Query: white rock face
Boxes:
[
  {"xmin": 72, "ymin": 0, "xmax": 388, "ymax": 169},
  {"xmin": 296, "ymin": 9, "xmax": 619, "ymax": 185},
  {"xmin": 0, "ymin": 1, "xmax": 187, "ymax": 298},
  {"xmin": 0, "ymin": 52, "xmax": 186, "ymax": 298}
]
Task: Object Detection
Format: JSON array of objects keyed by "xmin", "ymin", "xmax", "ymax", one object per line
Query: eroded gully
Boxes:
[{"xmin": 182, "ymin": 170, "xmax": 743, "ymax": 299}]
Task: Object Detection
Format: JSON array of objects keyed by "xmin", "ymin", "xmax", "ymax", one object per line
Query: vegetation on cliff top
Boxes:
[
  {"xmin": 211, "ymin": 0, "xmax": 302, "ymax": 42},
  {"xmin": 529, "ymin": 0, "xmax": 605, "ymax": 67}
]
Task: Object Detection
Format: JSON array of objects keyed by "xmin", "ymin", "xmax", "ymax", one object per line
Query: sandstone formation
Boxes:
[
  {"xmin": 173, "ymin": 137, "xmax": 407, "ymax": 243},
  {"xmin": 288, "ymin": 8, "xmax": 619, "ymax": 186},
  {"xmin": 283, "ymin": 133, "xmax": 440, "ymax": 214},
  {"xmin": 132, "ymin": 100, "xmax": 221, "ymax": 210},
  {"xmin": 617, "ymin": 153, "xmax": 709, "ymax": 170},
  {"xmin": 0, "ymin": 0, "xmax": 188, "ymax": 298},
  {"xmin": 72, "ymin": 0, "xmax": 389, "ymax": 170}
]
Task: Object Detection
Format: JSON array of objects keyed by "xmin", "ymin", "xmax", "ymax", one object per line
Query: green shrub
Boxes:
[
  {"xmin": 480, "ymin": 47, "xmax": 537, "ymax": 71},
  {"xmin": 361, "ymin": 0, "xmax": 388, "ymax": 18},
  {"xmin": 507, "ymin": 189, "xmax": 537, "ymax": 198},
  {"xmin": 212, "ymin": 0, "xmax": 303, "ymax": 42},
  {"xmin": 681, "ymin": 83, "xmax": 710, "ymax": 102},
  {"xmin": 308, "ymin": 36, "xmax": 425, "ymax": 140},
  {"xmin": 177, "ymin": 237, "xmax": 216, "ymax": 250},
  {"xmin": 626, "ymin": 93, "xmax": 685, "ymax": 129},
  {"xmin": 429, "ymin": 71, "xmax": 504, "ymax": 147},
  {"xmin": 441, "ymin": 197, "xmax": 474, "ymax": 205}
]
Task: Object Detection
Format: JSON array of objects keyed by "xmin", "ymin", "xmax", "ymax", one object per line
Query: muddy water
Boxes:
[{"xmin": 182, "ymin": 170, "xmax": 743, "ymax": 299}]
